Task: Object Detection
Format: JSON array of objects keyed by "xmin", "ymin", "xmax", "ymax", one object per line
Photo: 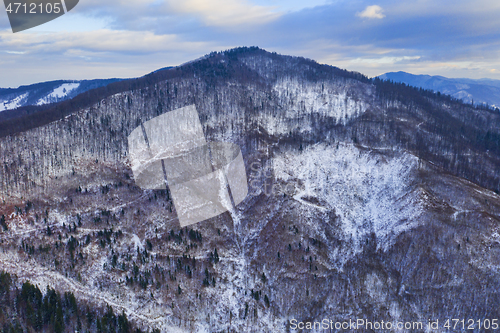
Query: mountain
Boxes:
[
  {"xmin": 0, "ymin": 78, "xmax": 123, "ymax": 112},
  {"xmin": 0, "ymin": 47, "xmax": 499, "ymax": 332},
  {"xmin": 378, "ymin": 71, "xmax": 500, "ymax": 109}
]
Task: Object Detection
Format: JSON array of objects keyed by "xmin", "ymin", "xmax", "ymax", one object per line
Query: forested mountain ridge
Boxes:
[
  {"xmin": 0, "ymin": 47, "xmax": 499, "ymax": 332},
  {"xmin": 1, "ymin": 47, "xmax": 499, "ymax": 195},
  {"xmin": 0, "ymin": 78, "xmax": 122, "ymax": 117}
]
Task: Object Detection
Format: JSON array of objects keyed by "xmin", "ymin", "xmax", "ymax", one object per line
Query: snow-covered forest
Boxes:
[{"xmin": 0, "ymin": 47, "xmax": 499, "ymax": 332}]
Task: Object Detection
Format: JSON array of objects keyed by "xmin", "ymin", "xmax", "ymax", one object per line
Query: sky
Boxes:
[{"xmin": 1, "ymin": 0, "xmax": 500, "ymax": 87}]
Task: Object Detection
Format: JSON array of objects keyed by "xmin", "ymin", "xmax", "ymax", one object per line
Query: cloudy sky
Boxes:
[{"xmin": 1, "ymin": 0, "xmax": 500, "ymax": 87}]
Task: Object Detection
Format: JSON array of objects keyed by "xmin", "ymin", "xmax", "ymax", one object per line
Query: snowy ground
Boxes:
[
  {"xmin": 272, "ymin": 143, "xmax": 424, "ymax": 254},
  {"xmin": 1, "ymin": 92, "xmax": 28, "ymax": 111},
  {"xmin": 36, "ymin": 83, "xmax": 80, "ymax": 105}
]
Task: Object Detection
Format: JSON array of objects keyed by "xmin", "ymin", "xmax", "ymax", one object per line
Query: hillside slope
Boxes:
[
  {"xmin": 0, "ymin": 78, "xmax": 122, "ymax": 119},
  {"xmin": 0, "ymin": 47, "xmax": 499, "ymax": 332}
]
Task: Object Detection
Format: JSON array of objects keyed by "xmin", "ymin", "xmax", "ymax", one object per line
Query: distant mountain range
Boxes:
[
  {"xmin": 378, "ymin": 71, "xmax": 500, "ymax": 108},
  {"xmin": 0, "ymin": 78, "xmax": 122, "ymax": 112}
]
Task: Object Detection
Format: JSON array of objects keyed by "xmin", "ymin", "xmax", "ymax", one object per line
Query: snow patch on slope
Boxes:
[
  {"xmin": 203, "ymin": 77, "xmax": 369, "ymax": 140},
  {"xmin": 274, "ymin": 78, "xmax": 367, "ymax": 123},
  {"xmin": 1, "ymin": 93, "xmax": 28, "ymax": 111},
  {"xmin": 273, "ymin": 143, "xmax": 424, "ymax": 253},
  {"xmin": 36, "ymin": 83, "xmax": 80, "ymax": 105},
  {"xmin": 131, "ymin": 234, "xmax": 144, "ymax": 251},
  {"xmin": 254, "ymin": 78, "xmax": 368, "ymax": 136}
]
